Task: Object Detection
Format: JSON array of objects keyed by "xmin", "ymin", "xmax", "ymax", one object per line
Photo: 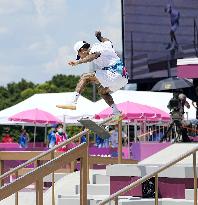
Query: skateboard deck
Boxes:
[
  {"xmin": 78, "ymin": 114, "xmax": 123, "ymax": 139},
  {"xmin": 78, "ymin": 118, "xmax": 111, "ymax": 139}
]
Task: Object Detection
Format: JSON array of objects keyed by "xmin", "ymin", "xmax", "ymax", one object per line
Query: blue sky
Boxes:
[{"xmin": 0, "ymin": 0, "xmax": 122, "ymax": 86}]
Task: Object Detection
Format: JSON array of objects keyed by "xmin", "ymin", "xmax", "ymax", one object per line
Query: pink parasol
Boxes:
[
  {"xmin": 9, "ymin": 108, "xmax": 61, "ymax": 147},
  {"xmin": 9, "ymin": 108, "xmax": 61, "ymax": 124},
  {"xmin": 144, "ymin": 105, "xmax": 170, "ymax": 122},
  {"xmin": 95, "ymin": 101, "xmax": 170, "ymax": 121}
]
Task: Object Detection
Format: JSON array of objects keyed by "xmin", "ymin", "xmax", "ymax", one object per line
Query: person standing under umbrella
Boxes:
[
  {"xmin": 47, "ymin": 125, "xmax": 57, "ymax": 149},
  {"xmin": 18, "ymin": 129, "xmax": 30, "ymax": 148},
  {"xmin": 161, "ymin": 91, "xmax": 190, "ymax": 142},
  {"xmin": 1, "ymin": 127, "xmax": 14, "ymax": 143},
  {"xmin": 55, "ymin": 124, "xmax": 68, "ymax": 152}
]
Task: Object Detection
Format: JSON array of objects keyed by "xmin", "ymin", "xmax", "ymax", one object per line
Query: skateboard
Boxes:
[
  {"xmin": 78, "ymin": 114, "xmax": 124, "ymax": 139},
  {"xmin": 78, "ymin": 118, "xmax": 110, "ymax": 139}
]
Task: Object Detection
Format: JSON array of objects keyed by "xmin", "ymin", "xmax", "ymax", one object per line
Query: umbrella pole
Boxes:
[
  {"xmin": 63, "ymin": 115, "xmax": 66, "ymax": 131},
  {"xmin": 44, "ymin": 124, "xmax": 47, "ymax": 145},
  {"xmin": 134, "ymin": 120, "xmax": 137, "ymax": 142},
  {"xmin": 162, "ymin": 124, "xmax": 164, "ymax": 135},
  {"xmin": 127, "ymin": 123, "xmax": 130, "ymax": 159},
  {"xmin": 33, "ymin": 125, "xmax": 37, "ymax": 148}
]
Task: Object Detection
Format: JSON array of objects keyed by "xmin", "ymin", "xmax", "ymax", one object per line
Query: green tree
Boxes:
[
  {"xmin": 0, "ymin": 74, "xmax": 101, "ymax": 142},
  {"xmin": 21, "ymin": 88, "xmax": 36, "ymax": 99},
  {"xmin": 35, "ymin": 82, "xmax": 59, "ymax": 93}
]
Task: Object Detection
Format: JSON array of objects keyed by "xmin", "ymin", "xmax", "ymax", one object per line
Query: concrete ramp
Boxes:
[{"xmin": 138, "ymin": 143, "xmax": 198, "ymax": 166}]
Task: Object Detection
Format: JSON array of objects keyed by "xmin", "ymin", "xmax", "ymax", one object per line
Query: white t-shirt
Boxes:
[
  {"xmin": 90, "ymin": 41, "xmax": 120, "ymax": 69},
  {"xmin": 109, "ymin": 130, "xmax": 127, "ymax": 148}
]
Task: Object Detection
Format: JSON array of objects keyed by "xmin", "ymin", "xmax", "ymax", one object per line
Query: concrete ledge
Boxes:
[
  {"xmin": 57, "ymin": 194, "xmax": 113, "ymax": 205},
  {"xmin": 57, "ymin": 195, "xmax": 138, "ymax": 205},
  {"xmin": 106, "ymin": 164, "xmax": 142, "ymax": 177},
  {"xmin": 106, "ymin": 163, "xmax": 198, "ymax": 178},
  {"xmin": 75, "ymin": 184, "xmax": 110, "ymax": 195},
  {"xmin": 58, "ymin": 198, "xmax": 80, "ymax": 205},
  {"xmin": 119, "ymin": 198, "xmax": 194, "ymax": 205},
  {"xmin": 92, "ymin": 174, "xmax": 110, "ymax": 184}
]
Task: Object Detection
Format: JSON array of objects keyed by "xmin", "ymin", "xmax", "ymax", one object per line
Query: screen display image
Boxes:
[{"xmin": 123, "ymin": 0, "xmax": 198, "ymax": 82}]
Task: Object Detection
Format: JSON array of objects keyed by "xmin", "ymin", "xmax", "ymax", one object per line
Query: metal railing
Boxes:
[
  {"xmin": 0, "ymin": 143, "xmax": 88, "ymax": 205},
  {"xmin": 0, "ymin": 115, "xmax": 126, "ymax": 205},
  {"xmin": 194, "ymin": 18, "xmax": 198, "ymax": 56},
  {"xmin": 0, "ymin": 129, "xmax": 88, "ymax": 184},
  {"xmin": 0, "ymin": 116, "xmax": 119, "ymax": 184},
  {"xmin": 99, "ymin": 145, "xmax": 198, "ymax": 205}
]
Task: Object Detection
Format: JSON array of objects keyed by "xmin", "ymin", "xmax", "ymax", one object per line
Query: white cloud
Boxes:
[
  {"xmin": 103, "ymin": 27, "xmax": 122, "ymax": 49},
  {"xmin": 0, "ymin": 64, "xmax": 26, "ymax": 85},
  {"xmin": 0, "ymin": 0, "xmax": 122, "ymax": 86},
  {"xmin": 0, "ymin": 63, "xmax": 54, "ymax": 85},
  {"xmin": 0, "ymin": 26, "xmax": 8, "ymax": 34},
  {"xmin": 28, "ymin": 36, "xmax": 56, "ymax": 55},
  {"xmin": 101, "ymin": 0, "xmax": 122, "ymax": 50},
  {"xmin": 32, "ymin": 0, "xmax": 47, "ymax": 26},
  {"xmin": 32, "ymin": 0, "xmax": 68, "ymax": 26},
  {"xmin": 102, "ymin": 0, "xmax": 121, "ymax": 25},
  {"xmin": 45, "ymin": 45, "xmax": 89, "ymax": 77},
  {"xmin": 45, "ymin": 45, "xmax": 71, "ymax": 74},
  {"xmin": 32, "ymin": 0, "xmax": 45, "ymax": 16},
  {"xmin": 0, "ymin": 0, "xmax": 28, "ymax": 14}
]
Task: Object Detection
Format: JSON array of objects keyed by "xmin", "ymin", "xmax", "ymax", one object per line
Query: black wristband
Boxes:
[{"xmin": 96, "ymin": 34, "xmax": 102, "ymax": 42}]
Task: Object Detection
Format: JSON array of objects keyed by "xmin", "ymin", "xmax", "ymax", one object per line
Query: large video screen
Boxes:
[{"xmin": 123, "ymin": 0, "xmax": 198, "ymax": 82}]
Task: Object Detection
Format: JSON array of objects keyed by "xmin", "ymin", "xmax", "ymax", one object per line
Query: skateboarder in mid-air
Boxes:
[
  {"xmin": 57, "ymin": 31, "xmax": 128, "ymax": 116},
  {"xmin": 165, "ymin": 3, "xmax": 180, "ymax": 50}
]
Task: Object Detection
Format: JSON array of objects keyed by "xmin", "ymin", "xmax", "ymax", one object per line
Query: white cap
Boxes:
[
  {"xmin": 74, "ymin": 41, "xmax": 86, "ymax": 53},
  {"xmin": 179, "ymin": 93, "xmax": 186, "ymax": 101}
]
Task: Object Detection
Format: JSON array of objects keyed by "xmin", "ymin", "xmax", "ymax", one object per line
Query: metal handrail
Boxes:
[
  {"xmin": 194, "ymin": 18, "xmax": 198, "ymax": 56},
  {"xmin": 0, "ymin": 115, "xmax": 119, "ymax": 181},
  {"xmin": 0, "ymin": 143, "xmax": 88, "ymax": 204},
  {"xmin": 99, "ymin": 145, "xmax": 198, "ymax": 205},
  {"xmin": 0, "ymin": 129, "xmax": 88, "ymax": 180}
]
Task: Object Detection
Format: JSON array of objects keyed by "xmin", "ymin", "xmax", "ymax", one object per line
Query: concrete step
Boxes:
[
  {"xmin": 0, "ymin": 191, "xmax": 36, "ymax": 205},
  {"xmin": 75, "ymin": 184, "xmax": 110, "ymax": 195},
  {"xmin": 57, "ymin": 196, "xmax": 195, "ymax": 205},
  {"xmin": 57, "ymin": 195, "xmax": 135, "ymax": 205},
  {"xmin": 57, "ymin": 194, "xmax": 113, "ymax": 205},
  {"xmin": 58, "ymin": 197, "xmax": 80, "ymax": 205},
  {"xmin": 118, "ymin": 198, "xmax": 194, "ymax": 205},
  {"xmin": 44, "ymin": 173, "xmax": 67, "ymax": 182},
  {"xmin": 139, "ymin": 144, "xmax": 198, "ymax": 166},
  {"xmin": 92, "ymin": 174, "xmax": 110, "ymax": 184},
  {"xmin": 185, "ymin": 189, "xmax": 198, "ymax": 200}
]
